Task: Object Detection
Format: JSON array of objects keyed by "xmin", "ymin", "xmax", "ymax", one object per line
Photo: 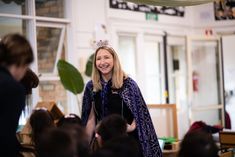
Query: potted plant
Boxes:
[{"xmin": 57, "ymin": 54, "xmax": 94, "ymax": 114}]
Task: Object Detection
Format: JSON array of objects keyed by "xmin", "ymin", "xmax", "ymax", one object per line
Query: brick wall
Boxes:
[
  {"xmin": 37, "ymin": 28, "xmax": 61, "ymax": 73},
  {"xmin": 39, "ymin": 80, "xmax": 67, "ymax": 114},
  {"xmin": 36, "ymin": 0, "xmax": 64, "ymax": 18}
]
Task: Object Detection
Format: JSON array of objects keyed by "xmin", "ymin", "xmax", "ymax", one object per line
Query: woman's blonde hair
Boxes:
[{"xmin": 92, "ymin": 46, "xmax": 127, "ymax": 91}]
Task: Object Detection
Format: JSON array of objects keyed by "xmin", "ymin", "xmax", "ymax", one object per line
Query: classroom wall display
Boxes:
[
  {"xmin": 110, "ymin": 0, "xmax": 185, "ymax": 17},
  {"xmin": 214, "ymin": 0, "xmax": 235, "ymax": 20}
]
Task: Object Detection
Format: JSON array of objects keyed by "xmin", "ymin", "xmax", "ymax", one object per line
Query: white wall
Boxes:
[
  {"xmin": 190, "ymin": 3, "xmax": 235, "ymax": 34},
  {"xmin": 76, "ymin": 0, "xmax": 107, "ymax": 70}
]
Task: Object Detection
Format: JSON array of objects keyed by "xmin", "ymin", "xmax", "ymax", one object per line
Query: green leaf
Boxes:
[
  {"xmin": 57, "ymin": 59, "xmax": 84, "ymax": 94},
  {"xmin": 85, "ymin": 53, "xmax": 94, "ymax": 77}
]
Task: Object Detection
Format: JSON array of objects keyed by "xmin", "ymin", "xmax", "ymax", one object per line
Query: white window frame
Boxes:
[
  {"xmin": 187, "ymin": 36, "xmax": 225, "ymax": 126},
  {"xmin": 117, "ymin": 32, "xmax": 138, "ymax": 80},
  {"xmin": 143, "ymin": 34, "xmax": 165, "ymax": 104},
  {"xmin": 36, "ymin": 22, "xmax": 66, "ymax": 77},
  {"xmin": 0, "ymin": 0, "xmax": 72, "ymax": 111},
  {"xmin": 111, "ymin": 22, "xmax": 166, "ymax": 103}
]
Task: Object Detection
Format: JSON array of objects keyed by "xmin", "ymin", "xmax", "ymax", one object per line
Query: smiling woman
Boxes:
[{"xmin": 81, "ymin": 44, "xmax": 163, "ymax": 157}]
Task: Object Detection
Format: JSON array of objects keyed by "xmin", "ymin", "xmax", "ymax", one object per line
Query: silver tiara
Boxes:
[{"xmin": 96, "ymin": 40, "xmax": 109, "ymax": 48}]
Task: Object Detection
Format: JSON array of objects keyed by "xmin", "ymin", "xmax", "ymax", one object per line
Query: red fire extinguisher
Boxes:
[{"xmin": 192, "ymin": 71, "xmax": 199, "ymax": 92}]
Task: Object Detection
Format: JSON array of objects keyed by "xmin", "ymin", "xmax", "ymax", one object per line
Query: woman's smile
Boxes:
[{"xmin": 96, "ymin": 49, "xmax": 114, "ymax": 77}]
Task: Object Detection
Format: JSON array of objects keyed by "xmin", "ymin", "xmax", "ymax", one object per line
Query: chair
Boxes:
[
  {"xmin": 219, "ymin": 151, "xmax": 233, "ymax": 157},
  {"xmin": 219, "ymin": 131, "xmax": 235, "ymax": 157},
  {"xmin": 148, "ymin": 104, "xmax": 178, "ymax": 139},
  {"xmin": 219, "ymin": 131, "xmax": 235, "ymax": 151},
  {"xmin": 148, "ymin": 104, "xmax": 179, "ymax": 157}
]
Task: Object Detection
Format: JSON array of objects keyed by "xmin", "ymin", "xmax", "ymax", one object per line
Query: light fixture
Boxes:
[{"xmin": 124, "ymin": 0, "xmax": 215, "ymax": 6}]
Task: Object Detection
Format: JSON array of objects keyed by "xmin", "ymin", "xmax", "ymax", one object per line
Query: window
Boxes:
[
  {"xmin": 0, "ymin": 17, "xmax": 28, "ymax": 37},
  {"xmin": 36, "ymin": 23, "xmax": 68, "ymax": 113},
  {"xmin": 36, "ymin": 25, "xmax": 64, "ymax": 74},
  {"xmin": 117, "ymin": 33, "xmax": 164, "ymax": 104},
  {"xmin": 35, "ymin": 0, "xmax": 64, "ymax": 18},
  {"xmin": 118, "ymin": 35, "xmax": 137, "ymax": 80},
  {"xmin": 0, "ymin": 0, "xmax": 70, "ymax": 124},
  {"xmin": 167, "ymin": 36, "xmax": 188, "ymax": 139},
  {"xmin": 0, "ymin": 0, "xmax": 28, "ymax": 15},
  {"xmin": 143, "ymin": 35, "xmax": 164, "ymax": 104}
]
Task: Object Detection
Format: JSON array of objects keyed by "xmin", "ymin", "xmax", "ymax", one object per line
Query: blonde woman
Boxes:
[{"xmin": 81, "ymin": 45, "xmax": 162, "ymax": 157}]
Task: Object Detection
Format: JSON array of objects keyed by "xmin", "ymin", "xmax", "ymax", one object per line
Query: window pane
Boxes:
[
  {"xmin": 168, "ymin": 45, "xmax": 187, "ymax": 105},
  {"xmin": 37, "ymin": 27, "xmax": 61, "ymax": 73},
  {"xmin": 39, "ymin": 80, "xmax": 68, "ymax": 114},
  {"xmin": 191, "ymin": 41, "xmax": 220, "ymax": 107},
  {"xmin": 0, "ymin": 17, "xmax": 27, "ymax": 37},
  {"xmin": 168, "ymin": 44, "xmax": 188, "ymax": 139},
  {"xmin": 0, "ymin": 0, "xmax": 27, "ymax": 15},
  {"xmin": 144, "ymin": 41, "xmax": 162, "ymax": 104},
  {"xmin": 118, "ymin": 36, "xmax": 136, "ymax": 79},
  {"xmin": 192, "ymin": 109, "xmax": 222, "ymax": 125},
  {"xmin": 190, "ymin": 40, "xmax": 222, "ymax": 126},
  {"xmin": 36, "ymin": 0, "xmax": 64, "ymax": 18}
]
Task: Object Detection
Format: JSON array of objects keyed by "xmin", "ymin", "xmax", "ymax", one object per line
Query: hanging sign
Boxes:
[
  {"xmin": 110, "ymin": 0, "xmax": 185, "ymax": 17},
  {"xmin": 146, "ymin": 13, "xmax": 158, "ymax": 21}
]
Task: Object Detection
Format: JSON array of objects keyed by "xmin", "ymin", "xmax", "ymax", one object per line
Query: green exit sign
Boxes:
[{"xmin": 146, "ymin": 13, "xmax": 158, "ymax": 21}]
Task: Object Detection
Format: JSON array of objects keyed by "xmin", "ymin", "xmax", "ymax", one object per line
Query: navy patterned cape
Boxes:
[{"xmin": 81, "ymin": 77, "xmax": 162, "ymax": 157}]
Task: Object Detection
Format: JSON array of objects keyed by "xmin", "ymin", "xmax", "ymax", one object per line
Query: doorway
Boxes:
[{"xmin": 187, "ymin": 36, "xmax": 224, "ymax": 127}]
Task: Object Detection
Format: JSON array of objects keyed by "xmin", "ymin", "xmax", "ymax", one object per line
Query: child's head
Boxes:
[
  {"xmin": 93, "ymin": 135, "xmax": 140, "ymax": 157},
  {"xmin": 37, "ymin": 126, "xmax": 90, "ymax": 157},
  {"xmin": 0, "ymin": 33, "xmax": 34, "ymax": 81},
  {"xmin": 61, "ymin": 124, "xmax": 90, "ymax": 157},
  {"xmin": 57, "ymin": 113, "xmax": 82, "ymax": 127},
  {"xmin": 96, "ymin": 114, "xmax": 127, "ymax": 146},
  {"xmin": 178, "ymin": 131, "xmax": 218, "ymax": 157},
  {"xmin": 36, "ymin": 127, "xmax": 77, "ymax": 157},
  {"xmin": 29, "ymin": 108, "xmax": 54, "ymax": 145}
]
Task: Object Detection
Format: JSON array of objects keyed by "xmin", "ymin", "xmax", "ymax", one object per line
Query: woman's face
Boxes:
[{"xmin": 95, "ymin": 49, "xmax": 114, "ymax": 77}]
